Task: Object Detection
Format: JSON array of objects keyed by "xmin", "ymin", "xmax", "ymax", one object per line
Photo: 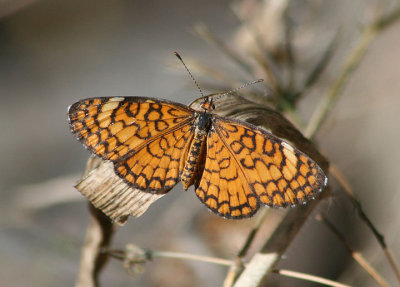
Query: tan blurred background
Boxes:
[{"xmin": 0, "ymin": 0, "xmax": 399, "ymax": 286}]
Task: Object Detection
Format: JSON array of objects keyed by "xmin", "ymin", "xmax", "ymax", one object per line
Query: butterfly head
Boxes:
[{"xmin": 200, "ymin": 97, "xmax": 215, "ymax": 112}]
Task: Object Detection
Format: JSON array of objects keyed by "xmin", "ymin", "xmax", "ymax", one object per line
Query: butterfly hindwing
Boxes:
[
  {"xmin": 114, "ymin": 123, "xmax": 194, "ymax": 193},
  {"xmin": 195, "ymin": 129, "xmax": 261, "ymax": 219}
]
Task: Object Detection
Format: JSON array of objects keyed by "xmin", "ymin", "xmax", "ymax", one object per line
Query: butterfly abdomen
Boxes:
[
  {"xmin": 180, "ymin": 112, "xmax": 211, "ymax": 190},
  {"xmin": 181, "ymin": 131, "xmax": 207, "ymax": 190}
]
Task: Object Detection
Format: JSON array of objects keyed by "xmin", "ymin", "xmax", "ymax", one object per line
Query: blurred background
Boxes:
[{"xmin": 0, "ymin": 0, "xmax": 399, "ymax": 286}]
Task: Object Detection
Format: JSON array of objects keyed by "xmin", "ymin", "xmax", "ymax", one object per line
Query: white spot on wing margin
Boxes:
[{"xmin": 102, "ymin": 97, "xmax": 125, "ymax": 112}]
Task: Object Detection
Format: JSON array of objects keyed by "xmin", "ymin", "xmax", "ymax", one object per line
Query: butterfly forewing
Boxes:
[{"xmin": 69, "ymin": 97, "xmax": 194, "ymax": 162}]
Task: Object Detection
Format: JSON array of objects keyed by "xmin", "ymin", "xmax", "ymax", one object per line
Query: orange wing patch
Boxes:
[
  {"xmin": 212, "ymin": 118, "xmax": 326, "ymax": 211},
  {"xmin": 115, "ymin": 123, "xmax": 194, "ymax": 193}
]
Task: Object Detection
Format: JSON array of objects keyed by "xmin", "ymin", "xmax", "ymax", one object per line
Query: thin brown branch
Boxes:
[
  {"xmin": 193, "ymin": 23, "xmax": 255, "ymax": 78},
  {"xmin": 330, "ymin": 165, "xmax": 386, "ymax": 246},
  {"xmin": 384, "ymin": 248, "xmax": 400, "ymax": 285},
  {"xmin": 170, "ymin": 59, "xmax": 241, "ymax": 87},
  {"xmin": 273, "ymin": 269, "xmax": 353, "ymax": 287},
  {"xmin": 109, "ymin": 245, "xmax": 233, "ymax": 267},
  {"xmin": 330, "ymin": 164, "xmax": 400, "ymax": 284},
  {"xmin": 233, "ymin": 253, "xmax": 278, "ymax": 287},
  {"xmin": 283, "ymin": 5, "xmax": 296, "ymax": 91},
  {"xmin": 230, "ymin": 3, "xmax": 284, "ymax": 92},
  {"xmin": 250, "ymin": 51, "xmax": 282, "ymax": 95},
  {"xmin": 223, "ymin": 258, "xmax": 243, "ymax": 287},
  {"xmin": 223, "ymin": 209, "xmax": 270, "ymax": 287},
  {"xmin": 233, "ymin": 198, "xmax": 326, "ymax": 287},
  {"xmin": 316, "ymin": 213, "xmax": 389, "ymax": 287},
  {"xmin": 75, "ymin": 157, "xmax": 118, "ymax": 287},
  {"xmin": 237, "ymin": 209, "xmax": 270, "ymax": 258},
  {"xmin": 294, "ymin": 31, "xmax": 340, "ymax": 102},
  {"xmin": 75, "ymin": 205, "xmax": 115, "ymax": 287},
  {"xmin": 151, "ymin": 250, "xmax": 233, "ymax": 266},
  {"xmin": 305, "ymin": 5, "xmax": 400, "ymax": 139}
]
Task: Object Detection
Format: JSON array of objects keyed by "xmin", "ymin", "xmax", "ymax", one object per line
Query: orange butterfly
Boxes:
[{"xmin": 69, "ymin": 95, "xmax": 327, "ymax": 219}]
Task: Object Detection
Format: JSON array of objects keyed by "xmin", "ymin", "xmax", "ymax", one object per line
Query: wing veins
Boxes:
[
  {"xmin": 116, "ymin": 117, "xmax": 194, "ymax": 162},
  {"xmin": 213, "ymin": 120, "xmax": 255, "ymax": 194}
]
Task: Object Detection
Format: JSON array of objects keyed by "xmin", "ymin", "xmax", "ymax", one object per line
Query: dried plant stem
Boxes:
[
  {"xmin": 193, "ymin": 24, "xmax": 255, "ymax": 78},
  {"xmin": 330, "ymin": 165, "xmax": 384, "ymax": 242},
  {"xmin": 238, "ymin": 209, "xmax": 270, "ymax": 258},
  {"xmin": 75, "ymin": 204, "xmax": 116, "ymax": 287},
  {"xmin": 316, "ymin": 213, "xmax": 389, "ymax": 287},
  {"xmin": 172, "ymin": 59, "xmax": 241, "ymax": 87},
  {"xmin": 283, "ymin": 5, "xmax": 295, "ymax": 91},
  {"xmin": 305, "ymin": 25, "xmax": 374, "ymax": 138},
  {"xmin": 384, "ymin": 248, "xmax": 400, "ymax": 285},
  {"xmin": 75, "ymin": 157, "xmax": 118, "ymax": 287},
  {"xmin": 330, "ymin": 164, "xmax": 400, "ymax": 284},
  {"xmin": 352, "ymin": 253, "xmax": 388, "ymax": 287},
  {"xmin": 250, "ymin": 51, "xmax": 282, "ymax": 93},
  {"xmin": 151, "ymin": 251, "xmax": 233, "ymax": 266},
  {"xmin": 223, "ymin": 258, "xmax": 243, "ymax": 287},
  {"xmin": 233, "ymin": 199, "xmax": 324, "ymax": 287},
  {"xmin": 273, "ymin": 269, "xmax": 352, "ymax": 287},
  {"xmin": 233, "ymin": 253, "xmax": 278, "ymax": 287},
  {"xmin": 295, "ymin": 31, "xmax": 340, "ymax": 101},
  {"xmin": 230, "ymin": 5, "xmax": 283, "ymax": 92},
  {"xmin": 223, "ymin": 209, "xmax": 270, "ymax": 287},
  {"xmin": 305, "ymin": 6, "xmax": 400, "ymax": 139},
  {"xmin": 109, "ymin": 248, "xmax": 233, "ymax": 267}
]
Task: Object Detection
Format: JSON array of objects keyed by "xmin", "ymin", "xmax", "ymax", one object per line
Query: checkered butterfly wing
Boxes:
[
  {"xmin": 69, "ymin": 97, "xmax": 195, "ymax": 193},
  {"xmin": 195, "ymin": 117, "xmax": 327, "ymax": 219}
]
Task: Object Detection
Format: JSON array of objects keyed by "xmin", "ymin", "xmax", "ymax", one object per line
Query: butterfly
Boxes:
[{"xmin": 68, "ymin": 94, "xmax": 327, "ymax": 219}]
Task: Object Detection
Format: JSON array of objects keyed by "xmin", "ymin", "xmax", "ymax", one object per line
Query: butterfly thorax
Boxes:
[{"xmin": 181, "ymin": 111, "xmax": 212, "ymax": 190}]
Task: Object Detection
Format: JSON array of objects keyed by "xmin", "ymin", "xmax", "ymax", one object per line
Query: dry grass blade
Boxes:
[
  {"xmin": 330, "ymin": 164, "xmax": 400, "ymax": 284},
  {"xmin": 233, "ymin": 253, "xmax": 278, "ymax": 287},
  {"xmin": 283, "ymin": 5, "xmax": 295, "ymax": 90},
  {"xmin": 305, "ymin": 5, "xmax": 400, "ymax": 139},
  {"xmin": 75, "ymin": 157, "xmax": 118, "ymax": 287},
  {"xmin": 273, "ymin": 269, "xmax": 353, "ymax": 287},
  {"xmin": 108, "ymin": 245, "xmax": 233, "ymax": 267},
  {"xmin": 237, "ymin": 209, "xmax": 270, "ymax": 258},
  {"xmin": 316, "ymin": 213, "xmax": 389, "ymax": 287},
  {"xmin": 193, "ymin": 23, "xmax": 255, "ymax": 77},
  {"xmin": 231, "ymin": 0, "xmax": 285, "ymax": 88},
  {"xmin": 250, "ymin": 51, "xmax": 282, "ymax": 94},
  {"xmin": 151, "ymin": 251, "xmax": 233, "ymax": 266},
  {"xmin": 294, "ymin": 31, "xmax": 340, "ymax": 101},
  {"xmin": 230, "ymin": 4, "xmax": 283, "ymax": 93},
  {"xmin": 223, "ymin": 209, "xmax": 270, "ymax": 287}
]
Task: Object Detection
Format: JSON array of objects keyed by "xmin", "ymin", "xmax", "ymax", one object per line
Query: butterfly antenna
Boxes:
[
  {"xmin": 214, "ymin": 79, "xmax": 264, "ymax": 101},
  {"xmin": 174, "ymin": 52, "xmax": 205, "ymax": 98}
]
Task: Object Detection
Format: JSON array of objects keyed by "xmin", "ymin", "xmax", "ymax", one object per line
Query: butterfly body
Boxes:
[
  {"xmin": 181, "ymin": 106, "xmax": 214, "ymax": 189},
  {"xmin": 69, "ymin": 96, "xmax": 327, "ymax": 219}
]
